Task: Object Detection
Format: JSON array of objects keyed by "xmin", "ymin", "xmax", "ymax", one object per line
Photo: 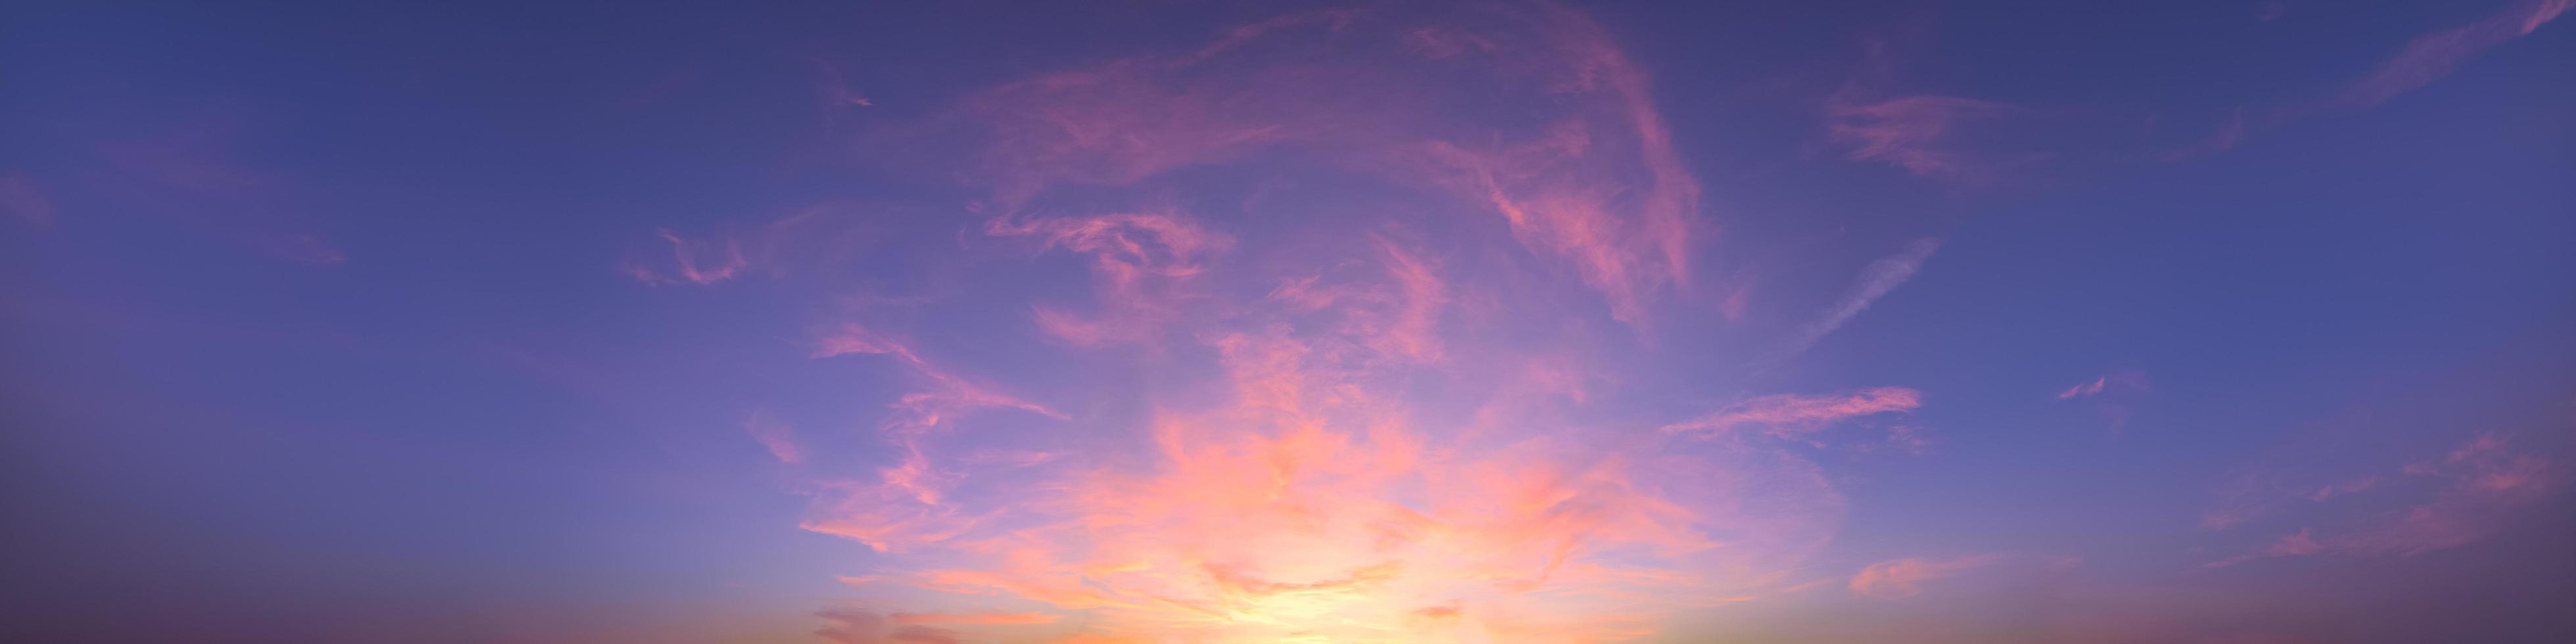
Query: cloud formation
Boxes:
[
  {"xmin": 886, "ymin": 3, "xmax": 1704, "ymax": 327},
  {"xmin": 718, "ymin": 5, "xmax": 1920, "ymax": 640},
  {"xmin": 2328, "ymin": 0, "xmax": 2571, "ymax": 109},
  {"xmin": 2203, "ymin": 433, "xmax": 2562, "ymax": 567}
]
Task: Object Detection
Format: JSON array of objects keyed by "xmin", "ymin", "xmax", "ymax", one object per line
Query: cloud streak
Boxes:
[
  {"xmin": 1663, "ymin": 388, "xmax": 1923, "ymax": 439},
  {"xmin": 1775, "ymin": 239, "xmax": 1940, "ymax": 361},
  {"xmin": 2329, "ymin": 0, "xmax": 2571, "ymax": 109}
]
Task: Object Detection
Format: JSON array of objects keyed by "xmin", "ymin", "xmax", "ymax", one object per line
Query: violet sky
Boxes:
[{"xmin": 4, "ymin": 1, "xmax": 2574, "ymax": 643}]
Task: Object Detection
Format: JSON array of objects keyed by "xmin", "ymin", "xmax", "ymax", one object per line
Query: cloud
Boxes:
[
  {"xmin": 2056, "ymin": 370, "xmax": 2151, "ymax": 432},
  {"xmin": 1663, "ymin": 387, "xmax": 1924, "ymax": 438},
  {"xmin": 620, "ymin": 206, "xmax": 885, "ymax": 287},
  {"xmin": 885, "ymin": 3, "xmax": 1703, "ymax": 327},
  {"xmin": 890, "ymin": 610, "xmax": 1059, "ymax": 625},
  {"xmin": 2162, "ymin": 1, "xmax": 2567, "ymax": 164},
  {"xmin": 747, "ymin": 409, "xmax": 804, "ymax": 465},
  {"xmin": 1266, "ymin": 236, "xmax": 1454, "ymax": 363},
  {"xmin": 720, "ymin": 5, "xmax": 1887, "ymax": 640},
  {"xmin": 626, "ymin": 228, "xmax": 748, "ymax": 286},
  {"xmin": 2328, "ymin": 0, "xmax": 2571, "ymax": 109},
  {"xmin": 1848, "ymin": 554, "xmax": 2006, "ymax": 599},
  {"xmin": 1826, "ymin": 95, "xmax": 2029, "ymax": 181},
  {"xmin": 817, "ymin": 609, "xmax": 959, "ymax": 644},
  {"xmin": 1775, "ymin": 239, "xmax": 1941, "ymax": 360},
  {"xmin": 2056, "ymin": 371, "xmax": 2149, "ymax": 400},
  {"xmin": 2203, "ymin": 433, "xmax": 2563, "ymax": 567},
  {"xmin": 798, "ymin": 321, "xmax": 1064, "ymax": 551},
  {"xmin": 1848, "ymin": 553, "xmax": 2079, "ymax": 599},
  {"xmin": 990, "ymin": 210, "xmax": 1232, "ymax": 346}
]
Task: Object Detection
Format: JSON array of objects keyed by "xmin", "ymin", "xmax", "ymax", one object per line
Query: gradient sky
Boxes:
[{"xmin": 5, "ymin": 1, "xmax": 2574, "ymax": 643}]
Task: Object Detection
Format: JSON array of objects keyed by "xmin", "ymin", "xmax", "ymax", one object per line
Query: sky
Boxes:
[{"xmin": 2, "ymin": 1, "xmax": 2573, "ymax": 643}]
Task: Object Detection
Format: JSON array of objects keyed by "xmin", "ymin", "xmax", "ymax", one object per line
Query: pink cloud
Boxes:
[
  {"xmin": 957, "ymin": 449, "xmax": 1059, "ymax": 468},
  {"xmin": 731, "ymin": 6, "xmax": 1889, "ymax": 641},
  {"xmin": 798, "ymin": 321, "xmax": 1063, "ymax": 551},
  {"xmin": 990, "ymin": 211, "xmax": 1232, "ymax": 346},
  {"xmin": 625, "ymin": 228, "xmax": 747, "ymax": 286},
  {"xmin": 746, "ymin": 409, "xmax": 804, "ymax": 465},
  {"xmin": 886, "ymin": 3, "xmax": 1703, "ymax": 329},
  {"xmin": 2057, "ymin": 370, "xmax": 2150, "ymax": 400},
  {"xmin": 1848, "ymin": 554, "xmax": 2005, "ymax": 599}
]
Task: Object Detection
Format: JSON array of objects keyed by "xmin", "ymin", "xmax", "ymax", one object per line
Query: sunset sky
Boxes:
[{"xmin": 4, "ymin": 1, "xmax": 2573, "ymax": 642}]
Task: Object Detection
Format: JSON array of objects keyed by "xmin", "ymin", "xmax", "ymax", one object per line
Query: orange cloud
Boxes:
[
  {"xmin": 794, "ymin": 310, "xmax": 1842, "ymax": 640},
  {"xmin": 890, "ymin": 611, "xmax": 1060, "ymax": 626},
  {"xmin": 761, "ymin": 6, "xmax": 1866, "ymax": 641}
]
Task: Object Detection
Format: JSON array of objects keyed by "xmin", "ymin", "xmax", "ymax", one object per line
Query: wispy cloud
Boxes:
[
  {"xmin": 2329, "ymin": 0, "xmax": 2571, "ymax": 109},
  {"xmin": 1663, "ymin": 387, "xmax": 1923, "ymax": 438},
  {"xmin": 889, "ymin": 610, "xmax": 1059, "ymax": 625},
  {"xmin": 989, "ymin": 210, "xmax": 1231, "ymax": 346},
  {"xmin": 885, "ymin": 3, "xmax": 1704, "ymax": 329},
  {"xmin": 2203, "ymin": 433, "xmax": 2562, "ymax": 567},
  {"xmin": 2056, "ymin": 369, "xmax": 2151, "ymax": 432},
  {"xmin": 1826, "ymin": 95, "xmax": 2029, "ymax": 182},
  {"xmin": 1850, "ymin": 553, "xmax": 2080, "ymax": 598},
  {"xmin": 1849, "ymin": 554, "xmax": 2005, "ymax": 599},
  {"xmin": 2169, "ymin": 0, "xmax": 2571, "ymax": 162},
  {"xmin": 745, "ymin": 409, "xmax": 804, "ymax": 465},
  {"xmin": 625, "ymin": 228, "xmax": 747, "ymax": 286},
  {"xmin": 1776, "ymin": 238, "xmax": 1941, "ymax": 361},
  {"xmin": 798, "ymin": 321, "xmax": 1063, "ymax": 552}
]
